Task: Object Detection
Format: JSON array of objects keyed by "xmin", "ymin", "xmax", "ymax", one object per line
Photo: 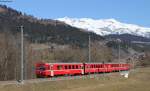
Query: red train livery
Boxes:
[{"xmin": 35, "ymin": 62, "xmax": 130, "ymax": 77}]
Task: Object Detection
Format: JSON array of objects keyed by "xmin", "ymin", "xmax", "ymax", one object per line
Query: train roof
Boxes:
[
  {"xmin": 85, "ymin": 63, "xmax": 128, "ymax": 64},
  {"xmin": 36, "ymin": 62, "xmax": 128, "ymax": 65}
]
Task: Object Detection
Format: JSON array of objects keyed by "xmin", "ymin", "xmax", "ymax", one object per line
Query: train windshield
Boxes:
[{"xmin": 36, "ymin": 66, "xmax": 46, "ymax": 71}]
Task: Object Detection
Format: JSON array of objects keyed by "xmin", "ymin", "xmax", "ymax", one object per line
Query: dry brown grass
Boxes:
[{"xmin": 0, "ymin": 67, "xmax": 150, "ymax": 91}]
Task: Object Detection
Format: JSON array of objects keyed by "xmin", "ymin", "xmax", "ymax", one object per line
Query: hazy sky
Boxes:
[{"xmin": 2, "ymin": 0, "xmax": 150, "ymax": 27}]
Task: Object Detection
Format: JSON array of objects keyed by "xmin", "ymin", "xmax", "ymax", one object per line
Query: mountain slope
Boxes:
[
  {"xmin": 105, "ymin": 34, "xmax": 150, "ymax": 42},
  {"xmin": 0, "ymin": 5, "xmax": 103, "ymax": 47},
  {"xmin": 57, "ymin": 17, "xmax": 150, "ymax": 38}
]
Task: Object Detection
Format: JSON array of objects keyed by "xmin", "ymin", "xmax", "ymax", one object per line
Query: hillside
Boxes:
[
  {"xmin": 0, "ymin": 5, "xmax": 103, "ymax": 47},
  {"xmin": 105, "ymin": 34, "xmax": 150, "ymax": 42},
  {"xmin": 105, "ymin": 34, "xmax": 150, "ymax": 52}
]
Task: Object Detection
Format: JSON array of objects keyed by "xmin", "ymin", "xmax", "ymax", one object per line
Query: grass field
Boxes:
[{"xmin": 0, "ymin": 67, "xmax": 150, "ymax": 91}]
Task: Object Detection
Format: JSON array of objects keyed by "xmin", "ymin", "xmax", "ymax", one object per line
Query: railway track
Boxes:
[{"xmin": 0, "ymin": 71, "xmax": 125, "ymax": 86}]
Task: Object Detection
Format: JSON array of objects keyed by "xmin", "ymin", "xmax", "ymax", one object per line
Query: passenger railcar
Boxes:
[
  {"xmin": 35, "ymin": 62, "xmax": 130, "ymax": 78},
  {"xmin": 36, "ymin": 63, "xmax": 84, "ymax": 77}
]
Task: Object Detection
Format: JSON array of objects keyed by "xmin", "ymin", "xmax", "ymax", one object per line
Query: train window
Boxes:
[
  {"xmin": 76, "ymin": 65, "xmax": 78, "ymax": 69},
  {"xmin": 69, "ymin": 65, "xmax": 71, "ymax": 69},
  {"xmin": 65, "ymin": 65, "xmax": 67, "ymax": 69},
  {"xmin": 57, "ymin": 65, "xmax": 62, "ymax": 70},
  {"xmin": 37, "ymin": 66, "xmax": 45, "ymax": 70},
  {"xmin": 72, "ymin": 65, "xmax": 74, "ymax": 69}
]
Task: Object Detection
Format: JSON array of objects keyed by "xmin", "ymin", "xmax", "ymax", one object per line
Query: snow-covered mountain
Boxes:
[{"xmin": 57, "ymin": 17, "xmax": 150, "ymax": 38}]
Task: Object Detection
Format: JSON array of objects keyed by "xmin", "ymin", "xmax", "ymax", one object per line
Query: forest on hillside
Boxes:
[{"xmin": 0, "ymin": 5, "xmax": 103, "ymax": 47}]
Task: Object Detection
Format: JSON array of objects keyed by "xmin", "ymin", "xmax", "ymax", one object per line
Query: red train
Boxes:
[{"xmin": 35, "ymin": 62, "xmax": 130, "ymax": 77}]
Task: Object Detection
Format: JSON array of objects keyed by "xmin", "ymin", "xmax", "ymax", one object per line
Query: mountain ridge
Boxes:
[{"xmin": 57, "ymin": 17, "xmax": 150, "ymax": 38}]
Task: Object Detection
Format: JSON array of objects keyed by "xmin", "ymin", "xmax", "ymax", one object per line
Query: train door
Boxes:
[
  {"xmin": 81, "ymin": 64, "xmax": 84, "ymax": 74},
  {"xmin": 107, "ymin": 64, "xmax": 111, "ymax": 72},
  {"xmin": 83, "ymin": 63, "xmax": 85, "ymax": 75},
  {"xmin": 50, "ymin": 64, "xmax": 54, "ymax": 76}
]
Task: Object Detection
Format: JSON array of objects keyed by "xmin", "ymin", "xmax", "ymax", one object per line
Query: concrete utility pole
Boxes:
[
  {"xmin": 116, "ymin": 31, "xmax": 121, "ymax": 72},
  {"xmin": 88, "ymin": 33, "xmax": 91, "ymax": 75},
  {"xmin": 88, "ymin": 34, "xmax": 91, "ymax": 63},
  {"xmin": 20, "ymin": 25, "xmax": 24, "ymax": 84},
  {"xmin": 118, "ymin": 39, "xmax": 121, "ymax": 72}
]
